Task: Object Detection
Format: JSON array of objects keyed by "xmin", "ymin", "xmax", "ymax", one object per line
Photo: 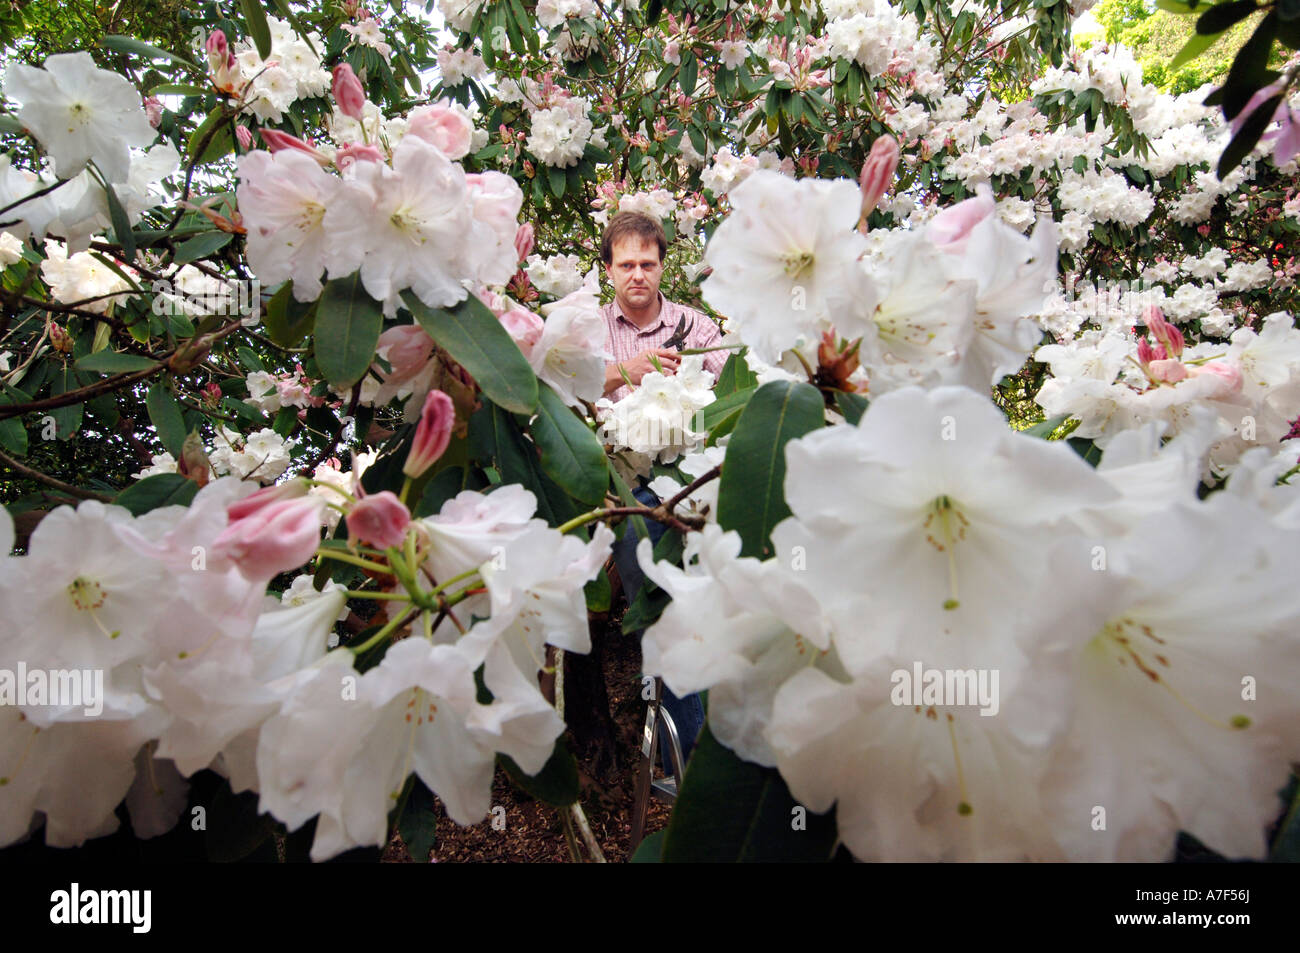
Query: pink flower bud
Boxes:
[
  {"xmin": 215, "ymin": 495, "xmax": 324, "ymax": 581},
  {"xmin": 259, "ymin": 128, "xmax": 329, "ymax": 163},
  {"xmin": 334, "ymin": 141, "xmax": 385, "ymax": 171},
  {"xmin": 205, "ymin": 30, "xmax": 229, "ymax": 62},
  {"xmin": 858, "ymin": 134, "xmax": 900, "ymax": 227},
  {"xmin": 346, "ymin": 491, "xmax": 411, "ymax": 549},
  {"xmin": 377, "ymin": 325, "xmax": 434, "ymax": 380},
  {"xmin": 235, "ymin": 125, "xmax": 253, "ymax": 150},
  {"xmin": 404, "ymin": 389, "xmax": 456, "ymax": 478},
  {"xmin": 144, "ymin": 96, "xmax": 163, "ymax": 129},
  {"xmin": 332, "ymin": 63, "xmax": 367, "ymax": 121},
  {"xmin": 226, "ymin": 478, "xmax": 310, "ymax": 522},
  {"xmin": 514, "ymin": 222, "xmax": 535, "ymax": 263}
]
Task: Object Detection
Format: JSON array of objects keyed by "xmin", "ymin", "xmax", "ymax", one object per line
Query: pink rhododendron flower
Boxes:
[
  {"xmin": 214, "ymin": 495, "xmax": 324, "ymax": 581},
  {"xmin": 408, "ymin": 102, "xmax": 475, "ymax": 160},
  {"xmin": 332, "ymin": 63, "xmax": 367, "ymax": 120}
]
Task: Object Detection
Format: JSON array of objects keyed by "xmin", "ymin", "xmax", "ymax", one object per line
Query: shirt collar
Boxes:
[{"xmin": 612, "ymin": 292, "xmax": 671, "ymax": 334}]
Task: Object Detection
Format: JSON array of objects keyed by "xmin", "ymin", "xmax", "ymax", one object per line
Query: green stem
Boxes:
[
  {"xmin": 316, "ymin": 548, "xmax": 390, "ymax": 575},
  {"xmin": 344, "ymin": 589, "xmax": 411, "ymax": 601},
  {"xmin": 556, "ymin": 508, "xmax": 608, "ymax": 535},
  {"xmin": 348, "ymin": 606, "xmax": 419, "ymax": 656}
]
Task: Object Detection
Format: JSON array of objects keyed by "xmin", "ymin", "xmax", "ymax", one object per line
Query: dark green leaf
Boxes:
[
  {"xmin": 530, "ymin": 383, "xmax": 608, "ymax": 506},
  {"xmin": 113, "ymin": 473, "xmax": 199, "ymax": 515},
  {"xmin": 661, "ymin": 724, "xmax": 837, "ymax": 862},
  {"xmin": 404, "ymin": 291, "xmax": 538, "ymax": 415},
  {"xmin": 0, "ymin": 393, "xmax": 28, "ymax": 457},
  {"xmin": 396, "ymin": 776, "xmax": 438, "ymax": 862},
  {"xmin": 101, "ymin": 179, "xmax": 135, "ymax": 263},
  {"xmin": 1221, "ymin": 13, "xmax": 1279, "ymax": 120},
  {"xmin": 679, "ymin": 50, "xmax": 697, "ymax": 96},
  {"xmin": 173, "ymin": 231, "xmax": 233, "ymax": 264},
  {"xmin": 499, "ymin": 739, "xmax": 579, "ymax": 807},
  {"xmin": 75, "ymin": 351, "xmax": 157, "ymax": 374},
  {"xmin": 240, "ymin": 0, "xmax": 274, "ymax": 59},
  {"xmin": 713, "ymin": 351, "xmax": 757, "ymax": 397},
  {"xmin": 1068, "ymin": 436, "xmax": 1104, "ymax": 467},
  {"xmin": 693, "ymin": 385, "xmax": 755, "ymax": 433},
  {"xmin": 1219, "ymin": 92, "xmax": 1282, "ymax": 178},
  {"xmin": 631, "ymin": 829, "xmax": 665, "ymax": 862},
  {"xmin": 584, "ymin": 567, "xmax": 611, "ymax": 612},
  {"xmin": 716, "ymin": 380, "xmax": 824, "ymax": 559},
  {"xmin": 835, "ymin": 390, "xmax": 869, "ymax": 425},
  {"xmin": 547, "ymin": 163, "xmax": 566, "ymax": 198},
  {"xmin": 1196, "ymin": 0, "xmax": 1257, "ymax": 34},
  {"xmin": 146, "ymin": 384, "xmax": 187, "ymax": 457},
  {"xmin": 102, "ymin": 34, "xmax": 197, "ymax": 68},
  {"xmin": 263, "ymin": 282, "xmax": 316, "ymax": 347},
  {"xmin": 315, "ymin": 272, "xmax": 384, "ymax": 388}
]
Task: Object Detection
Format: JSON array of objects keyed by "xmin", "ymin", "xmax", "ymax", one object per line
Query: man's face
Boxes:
[{"xmin": 606, "ymin": 235, "xmax": 663, "ymax": 313}]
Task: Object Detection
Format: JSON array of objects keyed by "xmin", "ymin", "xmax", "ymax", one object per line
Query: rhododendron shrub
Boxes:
[{"xmin": 0, "ymin": 0, "xmax": 1297, "ymax": 863}]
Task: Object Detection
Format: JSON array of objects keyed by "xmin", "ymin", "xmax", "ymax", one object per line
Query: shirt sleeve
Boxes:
[{"xmin": 695, "ymin": 314, "xmax": 728, "ymax": 381}]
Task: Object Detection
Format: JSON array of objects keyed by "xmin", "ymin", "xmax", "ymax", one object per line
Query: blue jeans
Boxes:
[{"xmin": 612, "ymin": 485, "xmax": 706, "ymax": 774}]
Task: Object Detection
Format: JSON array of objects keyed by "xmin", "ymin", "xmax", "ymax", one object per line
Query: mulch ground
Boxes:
[{"xmin": 380, "ymin": 612, "xmax": 674, "ymax": 863}]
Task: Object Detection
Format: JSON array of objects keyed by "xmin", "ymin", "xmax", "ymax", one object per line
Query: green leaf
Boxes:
[
  {"xmin": 468, "ymin": 401, "xmax": 578, "ymax": 526},
  {"xmin": 1156, "ymin": 0, "xmax": 1206, "ymax": 12},
  {"xmin": 0, "ymin": 393, "xmax": 28, "ymax": 457},
  {"xmin": 113, "ymin": 473, "xmax": 199, "ymax": 515},
  {"xmin": 693, "ymin": 386, "xmax": 755, "ymax": 433},
  {"xmin": 1068, "ymin": 436, "xmax": 1104, "ymax": 467},
  {"xmin": 173, "ymin": 231, "xmax": 233, "ymax": 264},
  {"xmin": 631, "ymin": 829, "xmax": 665, "ymax": 862},
  {"xmin": 48, "ymin": 366, "xmax": 84, "ymax": 441},
  {"xmin": 186, "ymin": 107, "xmax": 227, "ymax": 161},
  {"xmin": 396, "ymin": 776, "xmax": 438, "ymax": 862},
  {"xmin": 240, "ymin": 0, "xmax": 274, "ymax": 59},
  {"xmin": 1219, "ymin": 93, "xmax": 1282, "ymax": 178},
  {"xmin": 404, "ymin": 292, "xmax": 538, "ymax": 415},
  {"xmin": 1270, "ymin": 771, "xmax": 1300, "ymax": 861},
  {"xmin": 101, "ymin": 178, "xmax": 135, "ymax": 264},
  {"xmin": 101, "ymin": 35, "xmax": 197, "ymax": 68},
  {"xmin": 263, "ymin": 282, "xmax": 316, "ymax": 347},
  {"xmin": 584, "ymin": 567, "xmax": 611, "ymax": 612},
  {"xmin": 1022, "ymin": 414, "xmax": 1072, "ymax": 439},
  {"xmin": 315, "ymin": 272, "xmax": 384, "ymax": 388},
  {"xmin": 716, "ymin": 380, "xmax": 824, "ymax": 559},
  {"xmin": 146, "ymin": 384, "xmax": 187, "ymax": 457},
  {"xmin": 530, "ymin": 383, "xmax": 608, "ymax": 506},
  {"xmin": 679, "ymin": 50, "xmax": 698, "ymax": 96},
  {"xmin": 499, "ymin": 739, "xmax": 579, "ymax": 807},
  {"xmin": 712, "ymin": 351, "xmax": 757, "ymax": 398},
  {"xmin": 1196, "ymin": 0, "xmax": 1257, "ymax": 34},
  {"xmin": 547, "ymin": 163, "xmax": 566, "ymax": 198},
  {"xmin": 835, "ymin": 390, "xmax": 869, "ymax": 425},
  {"xmin": 75, "ymin": 351, "xmax": 158, "ymax": 374},
  {"xmin": 148, "ymin": 83, "xmax": 210, "ymax": 96},
  {"xmin": 1220, "ymin": 13, "xmax": 1279, "ymax": 120},
  {"xmin": 661, "ymin": 724, "xmax": 837, "ymax": 862}
]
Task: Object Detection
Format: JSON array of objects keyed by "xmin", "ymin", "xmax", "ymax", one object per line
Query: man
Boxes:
[
  {"xmin": 600, "ymin": 211, "xmax": 723, "ymax": 776},
  {"xmin": 600, "ymin": 211, "xmax": 727, "ymax": 401}
]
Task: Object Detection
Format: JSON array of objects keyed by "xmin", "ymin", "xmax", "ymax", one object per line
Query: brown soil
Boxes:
[{"xmin": 380, "ymin": 614, "xmax": 674, "ymax": 863}]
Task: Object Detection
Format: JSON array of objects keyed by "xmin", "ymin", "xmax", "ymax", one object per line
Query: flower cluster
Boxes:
[{"xmin": 640, "ymin": 386, "xmax": 1300, "ymax": 861}]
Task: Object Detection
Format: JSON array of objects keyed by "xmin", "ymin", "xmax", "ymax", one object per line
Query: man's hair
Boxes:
[{"xmin": 600, "ymin": 211, "xmax": 667, "ymax": 265}]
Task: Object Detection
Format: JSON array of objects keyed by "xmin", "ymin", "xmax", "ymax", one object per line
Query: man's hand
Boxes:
[{"xmin": 604, "ymin": 348, "xmax": 681, "ymax": 396}]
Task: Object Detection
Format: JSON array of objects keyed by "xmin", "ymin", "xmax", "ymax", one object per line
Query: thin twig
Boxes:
[{"xmin": 0, "ymin": 447, "xmax": 114, "ymax": 501}]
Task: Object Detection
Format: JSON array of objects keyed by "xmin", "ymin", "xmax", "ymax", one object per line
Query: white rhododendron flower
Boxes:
[
  {"xmin": 2, "ymin": 52, "xmax": 156, "ymax": 182},
  {"xmin": 702, "ymin": 171, "xmax": 877, "ymax": 363},
  {"xmin": 525, "ymin": 253, "xmax": 585, "ymax": 298},
  {"xmin": 39, "ymin": 240, "xmax": 137, "ymax": 314},
  {"xmin": 596, "ymin": 355, "xmax": 716, "ymax": 461},
  {"xmin": 527, "ymin": 271, "xmax": 609, "ymax": 409}
]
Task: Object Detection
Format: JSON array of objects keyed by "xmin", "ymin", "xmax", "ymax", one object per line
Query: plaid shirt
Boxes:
[{"xmin": 602, "ymin": 293, "xmax": 726, "ymax": 402}]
